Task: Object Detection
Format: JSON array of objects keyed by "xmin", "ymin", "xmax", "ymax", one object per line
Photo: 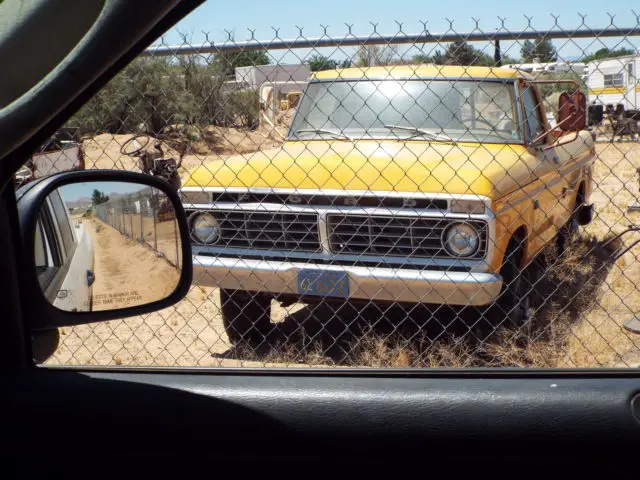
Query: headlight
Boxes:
[
  {"xmin": 443, "ymin": 222, "xmax": 479, "ymax": 257},
  {"xmin": 191, "ymin": 213, "xmax": 220, "ymax": 244}
]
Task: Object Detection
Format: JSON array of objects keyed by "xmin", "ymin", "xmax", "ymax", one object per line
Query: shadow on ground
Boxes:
[{"xmin": 216, "ymin": 235, "xmax": 621, "ymax": 368}]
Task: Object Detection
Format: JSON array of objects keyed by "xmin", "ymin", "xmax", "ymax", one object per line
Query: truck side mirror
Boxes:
[{"xmin": 557, "ymin": 91, "xmax": 587, "ymax": 132}]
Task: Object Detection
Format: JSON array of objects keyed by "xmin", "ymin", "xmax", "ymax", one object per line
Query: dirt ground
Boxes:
[
  {"xmin": 83, "ymin": 127, "xmax": 281, "ymax": 176},
  {"xmin": 118, "ymin": 213, "xmax": 181, "ymax": 267},
  {"xmin": 44, "ymin": 133, "xmax": 640, "ymax": 368},
  {"xmin": 87, "ymin": 218, "xmax": 180, "ymax": 311},
  {"xmin": 563, "ymin": 142, "xmax": 640, "ymax": 367}
]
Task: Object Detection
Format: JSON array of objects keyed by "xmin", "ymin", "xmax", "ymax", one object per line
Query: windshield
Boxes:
[{"xmin": 288, "ymin": 79, "xmax": 521, "ymax": 143}]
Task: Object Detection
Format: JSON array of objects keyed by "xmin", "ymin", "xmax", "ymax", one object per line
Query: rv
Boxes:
[{"xmin": 587, "ymin": 54, "xmax": 640, "ymax": 111}]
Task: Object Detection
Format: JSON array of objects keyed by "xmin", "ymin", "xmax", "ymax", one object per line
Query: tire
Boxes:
[
  {"xmin": 220, "ymin": 289, "xmax": 273, "ymax": 345},
  {"xmin": 493, "ymin": 239, "xmax": 533, "ymax": 329},
  {"xmin": 557, "ymin": 190, "xmax": 585, "ymax": 255}
]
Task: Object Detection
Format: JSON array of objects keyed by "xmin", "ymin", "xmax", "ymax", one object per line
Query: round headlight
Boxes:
[
  {"xmin": 443, "ymin": 222, "xmax": 479, "ymax": 257},
  {"xmin": 191, "ymin": 213, "xmax": 220, "ymax": 244}
]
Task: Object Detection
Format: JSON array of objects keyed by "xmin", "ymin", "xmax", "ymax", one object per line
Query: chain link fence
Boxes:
[
  {"xmin": 28, "ymin": 14, "xmax": 640, "ymax": 368},
  {"xmin": 93, "ymin": 187, "xmax": 181, "ymax": 268}
]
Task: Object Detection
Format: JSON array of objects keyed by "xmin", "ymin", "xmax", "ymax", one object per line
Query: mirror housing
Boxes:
[
  {"xmin": 557, "ymin": 90, "xmax": 587, "ymax": 132},
  {"xmin": 16, "ymin": 170, "xmax": 192, "ymax": 329},
  {"xmin": 525, "ymin": 79, "xmax": 587, "ymax": 149}
]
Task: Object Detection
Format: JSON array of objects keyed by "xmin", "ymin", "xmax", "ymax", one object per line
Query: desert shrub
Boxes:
[{"xmin": 67, "ymin": 56, "xmax": 260, "ymax": 134}]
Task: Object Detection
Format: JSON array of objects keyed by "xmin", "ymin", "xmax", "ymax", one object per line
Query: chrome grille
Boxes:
[
  {"xmin": 327, "ymin": 215, "xmax": 487, "ymax": 259},
  {"xmin": 207, "ymin": 192, "xmax": 448, "ymax": 209},
  {"xmin": 199, "ymin": 210, "xmax": 321, "ymax": 252}
]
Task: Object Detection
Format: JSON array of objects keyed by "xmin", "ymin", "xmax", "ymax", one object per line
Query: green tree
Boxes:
[
  {"xmin": 411, "ymin": 53, "xmax": 433, "ymax": 64},
  {"xmin": 215, "ymin": 50, "xmax": 271, "ymax": 77},
  {"xmin": 66, "ymin": 53, "xmax": 266, "ymax": 134},
  {"xmin": 442, "ymin": 40, "xmax": 493, "ymax": 66},
  {"xmin": 308, "ymin": 54, "xmax": 340, "ymax": 71},
  {"xmin": 581, "ymin": 47, "xmax": 636, "ymax": 63},
  {"xmin": 521, "ymin": 39, "xmax": 557, "ymax": 62},
  {"xmin": 415, "ymin": 44, "xmax": 518, "ymax": 66},
  {"xmin": 91, "ymin": 190, "xmax": 110, "ymax": 206},
  {"xmin": 432, "ymin": 50, "xmax": 446, "ymax": 65},
  {"xmin": 355, "ymin": 45, "xmax": 399, "ymax": 67}
]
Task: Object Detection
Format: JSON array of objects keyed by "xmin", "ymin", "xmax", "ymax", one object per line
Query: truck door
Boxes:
[
  {"xmin": 520, "ymin": 82, "xmax": 570, "ymax": 253},
  {"xmin": 47, "ymin": 190, "xmax": 93, "ymax": 312}
]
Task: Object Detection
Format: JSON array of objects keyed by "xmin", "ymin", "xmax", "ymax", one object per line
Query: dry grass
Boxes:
[{"xmin": 224, "ymin": 235, "xmax": 629, "ymax": 369}]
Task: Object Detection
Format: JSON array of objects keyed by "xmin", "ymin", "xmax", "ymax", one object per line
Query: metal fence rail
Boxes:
[
  {"xmin": 144, "ymin": 25, "xmax": 640, "ymax": 57},
  {"xmin": 32, "ymin": 14, "xmax": 640, "ymax": 369}
]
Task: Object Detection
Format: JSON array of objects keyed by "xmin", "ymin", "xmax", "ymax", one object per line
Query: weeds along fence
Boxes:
[
  {"xmin": 93, "ymin": 187, "xmax": 181, "ymax": 269},
  {"xmin": 41, "ymin": 16, "xmax": 640, "ymax": 369}
]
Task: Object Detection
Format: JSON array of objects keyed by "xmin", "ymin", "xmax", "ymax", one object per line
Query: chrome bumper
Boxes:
[{"xmin": 193, "ymin": 255, "xmax": 503, "ymax": 306}]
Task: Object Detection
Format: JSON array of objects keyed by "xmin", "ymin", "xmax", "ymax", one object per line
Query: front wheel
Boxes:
[
  {"xmin": 220, "ymin": 289, "xmax": 273, "ymax": 345},
  {"xmin": 557, "ymin": 190, "xmax": 586, "ymax": 255},
  {"xmin": 492, "ymin": 239, "xmax": 535, "ymax": 330}
]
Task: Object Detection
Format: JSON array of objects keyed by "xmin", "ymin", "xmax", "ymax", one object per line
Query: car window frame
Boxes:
[
  {"xmin": 36, "ymin": 197, "xmax": 73, "ymax": 303},
  {"xmin": 48, "ymin": 189, "xmax": 76, "ymax": 260},
  {"xmin": 34, "ymin": 219, "xmax": 50, "ymax": 270},
  {"xmin": 519, "ymin": 81, "xmax": 547, "ymax": 145},
  {"xmin": 1, "ymin": 4, "xmax": 640, "ymax": 469}
]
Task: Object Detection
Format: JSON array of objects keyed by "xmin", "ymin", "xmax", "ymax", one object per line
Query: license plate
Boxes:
[{"xmin": 297, "ymin": 270, "xmax": 349, "ymax": 298}]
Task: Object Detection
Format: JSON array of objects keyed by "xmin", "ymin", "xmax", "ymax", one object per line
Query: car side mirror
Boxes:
[
  {"xmin": 17, "ymin": 170, "xmax": 192, "ymax": 329},
  {"xmin": 557, "ymin": 90, "xmax": 587, "ymax": 132}
]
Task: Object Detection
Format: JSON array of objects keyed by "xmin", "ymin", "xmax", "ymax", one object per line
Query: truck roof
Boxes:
[{"xmin": 310, "ymin": 64, "xmax": 530, "ymax": 81}]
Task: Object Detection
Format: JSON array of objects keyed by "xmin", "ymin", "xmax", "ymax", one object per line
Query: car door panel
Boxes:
[
  {"xmin": 520, "ymin": 82, "xmax": 568, "ymax": 252},
  {"xmin": 54, "ymin": 220, "xmax": 93, "ymax": 312},
  {"xmin": 2, "ymin": 369, "xmax": 640, "ymax": 474}
]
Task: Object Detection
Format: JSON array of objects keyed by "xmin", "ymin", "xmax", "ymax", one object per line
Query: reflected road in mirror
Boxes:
[{"xmin": 35, "ymin": 181, "xmax": 181, "ymax": 312}]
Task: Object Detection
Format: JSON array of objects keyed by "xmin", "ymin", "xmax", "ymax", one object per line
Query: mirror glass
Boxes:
[{"xmin": 35, "ymin": 181, "xmax": 182, "ymax": 312}]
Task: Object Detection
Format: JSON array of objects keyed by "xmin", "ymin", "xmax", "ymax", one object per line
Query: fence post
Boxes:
[
  {"xmin": 139, "ymin": 191, "xmax": 144, "ymax": 244},
  {"xmin": 120, "ymin": 199, "xmax": 125, "ymax": 235},
  {"xmin": 152, "ymin": 188, "xmax": 157, "ymax": 251},
  {"xmin": 129, "ymin": 195, "xmax": 133, "ymax": 239}
]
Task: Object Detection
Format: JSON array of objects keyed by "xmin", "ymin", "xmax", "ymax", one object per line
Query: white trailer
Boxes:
[
  {"xmin": 235, "ymin": 64, "xmax": 311, "ymax": 90},
  {"xmin": 587, "ymin": 54, "xmax": 640, "ymax": 111}
]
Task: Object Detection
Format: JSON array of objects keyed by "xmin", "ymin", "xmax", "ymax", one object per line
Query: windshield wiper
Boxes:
[
  {"xmin": 383, "ymin": 124, "xmax": 455, "ymax": 143},
  {"xmin": 292, "ymin": 128, "xmax": 352, "ymax": 141}
]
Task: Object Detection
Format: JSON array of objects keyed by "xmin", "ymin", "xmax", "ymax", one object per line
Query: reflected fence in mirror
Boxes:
[{"xmin": 35, "ymin": 181, "xmax": 181, "ymax": 312}]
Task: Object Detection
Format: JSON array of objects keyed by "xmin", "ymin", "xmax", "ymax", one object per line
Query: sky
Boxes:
[
  {"xmin": 157, "ymin": 0, "xmax": 640, "ymax": 62},
  {"xmin": 59, "ymin": 182, "xmax": 149, "ymax": 203}
]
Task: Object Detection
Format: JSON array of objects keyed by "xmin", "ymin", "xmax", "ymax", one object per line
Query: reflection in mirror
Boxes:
[{"xmin": 35, "ymin": 181, "xmax": 181, "ymax": 312}]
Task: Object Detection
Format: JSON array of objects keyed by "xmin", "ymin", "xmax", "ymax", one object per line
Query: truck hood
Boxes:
[{"xmin": 182, "ymin": 140, "xmax": 537, "ymax": 199}]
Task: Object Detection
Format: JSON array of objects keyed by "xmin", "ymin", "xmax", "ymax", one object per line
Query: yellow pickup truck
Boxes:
[{"xmin": 181, "ymin": 65, "xmax": 595, "ymax": 344}]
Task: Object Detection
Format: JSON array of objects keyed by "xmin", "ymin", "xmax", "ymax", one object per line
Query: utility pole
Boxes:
[{"xmin": 494, "ymin": 39, "xmax": 502, "ymax": 67}]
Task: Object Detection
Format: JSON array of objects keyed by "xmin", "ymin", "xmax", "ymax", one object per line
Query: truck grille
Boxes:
[
  {"xmin": 327, "ymin": 214, "xmax": 487, "ymax": 259},
  {"xmin": 206, "ymin": 210, "xmax": 321, "ymax": 252},
  {"xmin": 209, "ymin": 192, "xmax": 448, "ymax": 209}
]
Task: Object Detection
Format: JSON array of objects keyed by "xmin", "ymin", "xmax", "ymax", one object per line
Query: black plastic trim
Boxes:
[
  {"xmin": 4, "ymin": 369, "xmax": 640, "ymax": 460},
  {"xmin": 0, "ymin": 0, "xmax": 206, "ymax": 187}
]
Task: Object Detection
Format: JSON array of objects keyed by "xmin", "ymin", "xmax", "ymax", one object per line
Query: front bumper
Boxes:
[{"xmin": 193, "ymin": 255, "xmax": 503, "ymax": 306}]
